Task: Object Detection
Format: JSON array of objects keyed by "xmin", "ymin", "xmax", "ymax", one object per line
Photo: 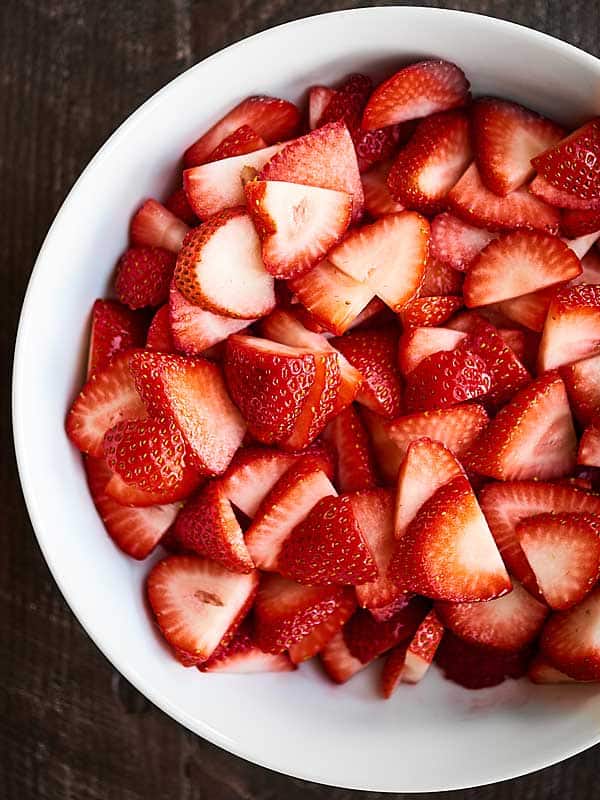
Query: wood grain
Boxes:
[{"xmin": 3, "ymin": 1, "xmax": 600, "ymax": 798}]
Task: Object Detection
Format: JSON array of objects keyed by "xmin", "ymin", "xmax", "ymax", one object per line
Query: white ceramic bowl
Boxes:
[{"xmin": 13, "ymin": 7, "xmax": 600, "ymax": 792}]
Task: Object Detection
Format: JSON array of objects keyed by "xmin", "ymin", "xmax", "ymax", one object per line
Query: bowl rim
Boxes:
[{"xmin": 12, "ymin": 6, "xmax": 600, "ymax": 792}]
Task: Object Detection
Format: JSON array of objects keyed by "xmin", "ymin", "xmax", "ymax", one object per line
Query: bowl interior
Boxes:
[{"xmin": 14, "ymin": 7, "xmax": 600, "ymax": 792}]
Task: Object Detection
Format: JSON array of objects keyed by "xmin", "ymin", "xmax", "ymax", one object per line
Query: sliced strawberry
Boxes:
[
  {"xmin": 478, "ymin": 480, "xmax": 600, "ymax": 593},
  {"xmin": 529, "ymin": 174, "xmax": 600, "ymax": 211},
  {"xmin": 129, "ymin": 351, "xmax": 246, "ymax": 474},
  {"xmin": 360, "ymin": 409, "xmax": 405, "ymax": 484},
  {"xmin": 146, "ymin": 554, "xmax": 258, "ymax": 665},
  {"xmin": 528, "ymin": 654, "xmax": 580, "ymax": 684},
  {"xmin": 398, "ymin": 326, "xmax": 467, "ymax": 375},
  {"xmin": 579, "ymin": 246, "xmax": 600, "ymax": 283},
  {"xmin": 183, "ymin": 96, "xmax": 300, "ymax": 167},
  {"xmin": 467, "ymin": 372, "xmax": 576, "ymax": 482},
  {"xmin": 207, "ymin": 124, "xmax": 267, "ymax": 161},
  {"xmin": 394, "ymin": 438, "xmax": 463, "ymax": 539},
  {"xmin": 146, "ymin": 304, "xmax": 175, "ymax": 353},
  {"xmin": 355, "ymin": 125, "xmax": 406, "ymax": 173},
  {"xmin": 288, "ymin": 259, "xmax": 374, "ymax": 335},
  {"xmin": 103, "ymin": 470, "xmax": 187, "ymax": 507},
  {"xmin": 538, "ymin": 284, "xmax": 600, "ymax": 371},
  {"xmin": 66, "ymin": 351, "xmax": 146, "ymax": 457},
  {"xmin": 362, "ymin": 60, "xmax": 470, "ymax": 130},
  {"xmin": 448, "ymin": 163, "xmax": 560, "ymax": 233},
  {"xmin": 174, "ymin": 207, "xmax": 275, "ymax": 319},
  {"xmin": 532, "ymin": 118, "xmax": 600, "ymax": 201},
  {"xmin": 369, "ymin": 594, "xmax": 415, "ymax": 622},
  {"xmin": 517, "ymin": 512, "xmax": 600, "ymax": 611},
  {"xmin": 561, "ymin": 208, "xmax": 600, "ymax": 238},
  {"xmin": 344, "ymin": 599, "xmax": 430, "ymax": 663},
  {"xmin": 579, "ymin": 423, "xmax": 600, "ymax": 467},
  {"xmin": 381, "ymin": 648, "xmax": 412, "ymax": 699},
  {"xmin": 472, "ymin": 98, "xmax": 564, "ymax": 195},
  {"xmin": 115, "ymin": 246, "xmax": 175, "ymax": 309},
  {"xmin": 259, "ymin": 121, "xmax": 363, "ymax": 221},
  {"xmin": 173, "ymin": 481, "xmax": 253, "ymax": 573},
  {"xmin": 308, "ymin": 85, "xmax": 335, "ymax": 130},
  {"xmin": 328, "ymin": 212, "xmax": 429, "ymax": 312},
  {"xmin": 361, "ymin": 160, "xmax": 404, "ymax": 217},
  {"xmin": 315, "ymin": 72, "xmax": 371, "ymax": 128},
  {"xmin": 87, "ymin": 299, "xmax": 147, "ymax": 376},
  {"xmin": 165, "ymin": 187, "xmax": 199, "ymax": 226},
  {"xmin": 419, "ymin": 256, "xmax": 464, "ymax": 297},
  {"xmin": 323, "ymin": 405, "xmax": 377, "ymax": 493},
  {"xmin": 85, "ymin": 456, "xmax": 178, "ymax": 559},
  {"xmin": 254, "ymin": 573, "xmax": 353, "ymax": 653},
  {"xmin": 398, "ymin": 609, "xmax": 445, "ymax": 685},
  {"xmin": 244, "ymin": 456, "xmax": 336, "ymax": 570},
  {"xmin": 404, "ymin": 348, "xmax": 492, "ymax": 412},
  {"xmin": 245, "ymin": 180, "xmax": 351, "ymax": 278},
  {"xmin": 389, "ymin": 475, "xmax": 511, "ymax": 602},
  {"xmin": 560, "ymin": 353, "xmax": 600, "ymax": 426},
  {"xmin": 398, "ymin": 296, "xmax": 463, "ymax": 328},
  {"xmin": 387, "ymin": 110, "xmax": 472, "ymax": 215},
  {"xmin": 130, "ymin": 199, "xmax": 190, "ymax": 253},
  {"xmin": 435, "ymin": 631, "xmax": 531, "ymax": 689},
  {"xmin": 541, "ymin": 587, "xmax": 600, "ymax": 680},
  {"xmin": 320, "ymin": 629, "xmax": 367, "ymax": 683},
  {"xmin": 430, "ymin": 212, "xmax": 496, "ymax": 271},
  {"xmin": 497, "ymin": 328, "xmax": 527, "ymax": 362},
  {"xmin": 288, "ymin": 592, "xmax": 357, "ymax": 664},
  {"xmin": 331, "ymin": 327, "xmax": 403, "ymax": 419},
  {"xmin": 199, "ymin": 619, "xmax": 295, "ymax": 673},
  {"xmin": 220, "ymin": 447, "xmax": 297, "ymax": 518},
  {"xmin": 498, "ymin": 286, "xmax": 556, "ymax": 332}
]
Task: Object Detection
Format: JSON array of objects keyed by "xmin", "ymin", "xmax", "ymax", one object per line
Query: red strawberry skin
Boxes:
[
  {"xmin": 404, "ymin": 349, "xmax": 492, "ymax": 412},
  {"xmin": 561, "ymin": 353, "xmax": 600, "ymax": 427},
  {"xmin": 323, "ymin": 405, "xmax": 377, "ymax": 493},
  {"xmin": 146, "ymin": 304, "xmax": 175, "ymax": 353},
  {"xmin": 88, "ymin": 299, "xmax": 147, "ymax": 376},
  {"xmin": 435, "ymin": 631, "xmax": 532, "ymax": 690},
  {"xmin": 115, "ymin": 247, "xmax": 176, "ymax": 309},
  {"xmin": 561, "ymin": 208, "xmax": 600, "ymax": 238},
  {"xmin": 399, "ymin": 296, "xmax": 463, "ymax": 328},
  {"xmin": 532, "ymin": 118, "xmax": 600, "ymax": 201},
  {"xmin": 208, "ymin": 124, "xmax": 267, "ymax": 160},
  {"xmin": 288, "ymin": 592, "xmax": 357, "ymax": 664},
  {"xmin": 165, "ymin": 187, "xmax": 199, "ymax": 226},
  {"xmin": 343, "ymin": 599, "xmax": 430, "ymax": 663}
]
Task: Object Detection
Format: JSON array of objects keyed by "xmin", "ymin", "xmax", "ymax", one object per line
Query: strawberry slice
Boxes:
[
  {"xmin": 288, "ymin": 592, "xmax": 357, "ymax": 664},
  {"xmin": 419, "ymin": 256, "xmax": 464, "ymax": 298},
  {"xmin": 448, "ymin": 164, "xmax": 560, "ymax": 233},
  {"xmin": 165, "ymin": 187, "xmax": 199, "ymax": 226},
  {"xmin": 472, "ymin": 98, "xmax": 564, "ymax": 195},
  {"xmin": 538, "ymin": 284, "xmax": 600, "ymax": 371},
  {"xmin": 344, "ymin": 599, "xmax": 430, "ymax": 663},
  {"xmin": 497, "ymin": 327, "xmax": 527, "ymax": 362},
  {"xmin": 435, "ymin": 631, "xmax": 531, "ymax": 689},
  {"xmin": 288, "ymin": 260, "xmax": 375, "ymax": 335},
  {"xmin": 146, "ymin": 554, "xmax": 258, "ymax": 665},
  {"xmin": 404, "ymin": 348, "xmax": 492, "ymax": 412},
  {"xmin": 398, "ymin": 296, "xmax": 463, "ymax": 328},
  {"xmin": 362, "ymin": 60, "xmax": 470, "ymax": 130},
  {"xmin": 360, "ymin": 409, "xmax": 405, "ymax": 484},
  {"xmin": 244, "ymin": 180, "xmax": 351, "ymax": 278},
  {"xmin": 254, "ymin": 573, "xmax": 354, "ymax": 653},
  {"xmin": 466, "ymin": 372, "xmax": 576, "ymax": 482},
  {"xmin": 397, "ymin": 609, "xmax": 445, "ymax": 685},
  {"xmin": 328, "ymin": 212, "xmax": 429, "ymax": 312},
  {"xmin": 199, "ymin": 620, "xmax": 295, "ymax": 673},
  {"xmin": 129, "ymin": 351, "xmax": 246, "ymax": 474},
  {"xmin": 436, "ymin": 579, "xmax": 548, "ymax": 652},
  {"xmin": 320, "ymin": 629, "xmax": 367, "ymax": 683},
  {"xmin": 560, "ymin": 353, "xmax": 600, "ymax": 426},
  {"xmin": 398, "ymin": 326, "xmax": 467, "ymax": 375},
  {"xmin": 146, "ymin": 305, "xmax": 175, "ymax": 353},
  {"xmin": 361, "ymin": 160, "xmax": 404, "ymax": 218},
  {"xmin": 220, "ymin": 447, "xmax": 298, "ymax": 518},
  {"xmin": 66, "ymin": 351, "xmax": 147, "ymax": 457},
  {"xmin": 561, "ymin": 208, "xmax": 600, "ymax": 238},
  {"xmin": 323, "ymin": 405, "xmax": 376, "ymax": 493},
  {"xmin": 245, "ymin": 455, "xmax": 336, "ymax": 570},
  {"xmin": 387, "ymin": 110, "xmax": 472, "ymax": 215},
  {"xmin": 259, "ymin": 121, "xmax": 363, "ymax": 221},
  {"xmin": 173, "ymin": 481, "xmax": 254, "ymax": 573},
  {"xmin": 575, "ymin": 246, "xmax": 600, "ymax": 283},
  {"xmin": 308, "ymin": 85, "xmax": 335, "ymax": 129},
  {"xmin": 498, "ymin": 286, "xmax": 556, "ymax": 332},
  {"xmin": 207, "ymin": 124, "xmax": 267, "ymax": 161},
  {"xmin": 85, "ymin": 456, "xmax": 178, "ymax": 559},
  {"xmin": 532, "ymin": 118, "xmax": 600, "ymax": 201},
  {"xmin": 430, "ymin": 212, "xmax": 496, "ymax": 271},
  {"xmin": 115, "ymin": 247, "xmax": 176, "ymax": 309},
  {"xmin": 394, "ymin": 438, "xmax": 464, "ymax": 539},
  {"xmin": 564, "ymin": 230, "xmax": 600, "ymax": 260},
  {"xmin": 174, "ymin": 207, "xmax": 275, "ymax": 319},
  {"xmin": 541, "ymin": 587, "xmax": 600, "ymax": 680},
  {"xmin": 579, "ymin": 422, "xmax": 600, "ymax": 467},
  {"xmin": 389, "ymin": 475, "xmax": 511, "ymax": 602},
  {"xmin": 278, "ymin": 494, "xmax": 378, "ymax": 585},
  {"xmin": 87, "ymin": 299, "xmax": 147, "ymax": 376},
  {"xmin": 183, "ymin": 96, "xmax": 300, "ymax": 167},
  {"xmin": 528, "ymin": 654, "xmax": 580, "ymax": 684},
  {"xmin": 331, "ymin": 327, "xmax": 403, "ymax": 419},
  {"xmin": 529, "ymin": 174, "xmax": 600, "ymax": 211},
  {"xmin": 517, "ymin": 512, "xmax": 600, "ymax": 610},
  {"xmin": 130, "ymin": 199, "xmax": 190, "ymax": 253}
]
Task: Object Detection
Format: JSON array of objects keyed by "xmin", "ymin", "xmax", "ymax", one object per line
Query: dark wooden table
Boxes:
[{"xmin": 4, "ymin": 1, "xmax": 600, "ymax": 798}]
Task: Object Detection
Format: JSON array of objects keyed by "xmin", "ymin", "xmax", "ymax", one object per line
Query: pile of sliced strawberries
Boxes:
[{"xmin": 66, "ymin": 58, "xmax": 600, "ymax": 694}]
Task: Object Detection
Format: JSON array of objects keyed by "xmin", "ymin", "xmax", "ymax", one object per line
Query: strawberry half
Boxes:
[
  {"xmin": 207, "ymin": 124, "xmax": 267, "ymax": 161},
  {"xmin": 419, "ymin": 256, "xmax": 464, "ymax": 297},
  {"xmin": 245, "ymin": 455, "xmax": 336, "ymax": 570},
  {"xmin": 561, "ymin": 353, "xmax": 600, "ymax": 426},
  {"xmin": 404, "ymin": 348, "xmax": 492, "ymax": 412},
  {"xmin": 220, "ymin": 447, "xmax": 298, "ymax": 518},
  {"xmin": 398, "ymin": 326, "xmax": 467, "ymax": 375},
  {"xmin": 541, "ymin": 587, "xmax": 600, "ymax": 680},
  {"xmin": 85, "ymin": 456, "xmax": 178, "ymax": 560},
  {"xmin": 517, "ymin": 512, "xmax": 600, "ymax": 610},
  {"xmin": 398, "ymin": 296, "xmax": 463, "ymax": 328},
  {"xmin": 146, "ymin": 555, "xmax": 258, "ymax": 665},
  {"xmin": 343, "ymin": 599, "xmax": 430, "ymax": 663},
  {"xmin": 165, "ymin": 187, "xmax": 199, "ymax": 226},
  {"xmin": 323, "ymin": 405, "xmax": 377, "ymax": 493},
  {"xmin": 254, "ymin": 573, "xmax": 354, "ymax": 653},
  {"xmin": 320, "ymin": 629, "xmax": 367, "ymax": 683},
  {"xmin": 130, "ymin": 199, "xmax": 190, "ymax": 253},
  {"xmin": 387, "ymin": 110, "xmax": 472, "ymax": 215},
  {"xmin": 146, "ymin": 304, "xmax": 175, "ymax": 353},
  {"xmin": 448, "ymin": 163, "xmax": 560, "ymax": 233},
  {"xmin": 183, "ymin": 95, "xmax": 300, "ymax": 167},
  {"xmin": 361, "ymin": 160, "xmax": 405, "ymax": 218},
  {"xmin": 199, "ymin": 620, "xmax": 295, "ymax": 674},
  {"xmin": 174, "ymin": 207, "xmax": 275, "ymax": 319},
  {"xmin": 115, "ymin": 246, "xmax": 176, "ymax": 309},
  {"xmin": 532, "ymin": 118, "xmax": 600, "ymax": 201},
  {"xmin": 435, "ymin": 631, "xmax": 531, "ymax": 689},
  {"xmin": 328, "ymin": 211, "xmax": 429, "ymax": 312},
  {"xmin": 259, "ymin": 121, "xmax": 364, "ymax": 221},
  {"xmin": 362, "ymin": 60, "xmax": 470, "ymax": 130},
  {"xmin": 394, "ymin": 438, "xmax": 464, "ymax": 539},
  {"xmin": 66, "ymin": 351, "xmax": 147, "ymax": 457},
  {"xmin": 288, "ymin": 592, "xmax": 357, "ymax": 664},
  {"xmin": 388, "ymin": 475, "xmax": 511, "ymax": 602},
  {"xmin": 579, "ymin": 422, "xmax": 600, "ymax": 467},
  {"xmin": 430, "ymin": 212, "xmax": 496, "ymax": 271},
  {"xmin": 561, "ymin": 208, "xmax": 600, "ymax": 238},
  {"xmin": 87, "ymin": 299, "xmax": 147, "ymax": 377},
  {"xmin": 173, "ymin": 481, "xmax": 254, "ymax": 573},
  {"xmin": 538, "ymin": 284, "xmax": 600, "ymax": 371},
  {"xmin": 472, "ymin": 98, "xmax": 564, "ymax": 195},
  {"xmin": 244, "ymin": 180, "xmax": 351, "ymax": 278}
]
